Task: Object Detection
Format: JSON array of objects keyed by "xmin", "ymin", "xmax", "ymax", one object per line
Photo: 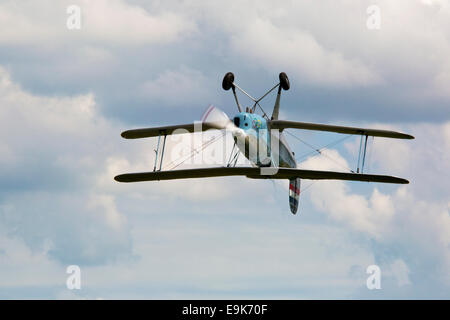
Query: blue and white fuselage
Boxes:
[
  {"xmin": 231, "ymin": 112, "xmax": 301, "ymax": 214},
  {"xmin": 231, "ymin": 112, "xmax": 297, "ymax": 169}
]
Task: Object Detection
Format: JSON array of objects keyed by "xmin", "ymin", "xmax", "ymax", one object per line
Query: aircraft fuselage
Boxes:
[
  {"xmin": 232, "ymin": 112, "xmax": 297, "ymax": 169},
  {"xmin": 232, "ymin": 112, "xmax": 301, "ymax": 214}
]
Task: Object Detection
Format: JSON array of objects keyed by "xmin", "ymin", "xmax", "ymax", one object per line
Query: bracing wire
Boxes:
[
  {"xmin": 285, "ymin": 130, "xmax": 321, "ymax": 153},
  {"xmin": 164, "ymin": 131, "xmax": 227, "ymax": 171},
  {"xmin": 255, "ymin": 102, "xmax": 269, "ymax": 120},
  {"xmin": 366, "ymin": 136, "xmax": 374, "ymax": 173},
  {"xmin": 285, "ymin": 130, "xmax": 354, "ymax": 173},
  {"xmin": 300, "ymin": 181, "xmax": 317, "ymax": 194}
]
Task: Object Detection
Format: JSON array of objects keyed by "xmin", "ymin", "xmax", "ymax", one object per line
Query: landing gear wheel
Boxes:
[
  {"xmin": 222, "ymin": 72, "xmax": 235, "ymax": 91},
  {"xmin": 279, "ymin": 72, "xmax": 290, "ymax": 91}
]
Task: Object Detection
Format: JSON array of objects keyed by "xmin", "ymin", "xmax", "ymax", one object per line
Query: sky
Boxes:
[{"xmin": 0, "ymin": 0, "xmax": 449, "ymax": 299}]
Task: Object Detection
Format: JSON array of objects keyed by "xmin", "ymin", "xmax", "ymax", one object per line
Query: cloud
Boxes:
[
  {"xmin": 300, "ymin": 150, "xmax": 394, "ymax": 239},
  {"xmin": 167, "ymin": 0, "xmax": 450, "ymax": 94},
  {"xmin": 138, "ymin": 66, "xmax": 214, "ymax": 106},
  {"xmin": 0, "ymin": 1, "xmax": 449, "ymax": 299},
  {"xmin": 0, "ymin": 66, "xmax": 133, "ymax": 265},
  {"xmin": 0, "ymin": 60, "xmax": 449, "ymax": 297},
  {"xmin": 228, "ymin": 17, "xmax": 381, "ymax": 87},
  {"xmin": 2, "ymin": 0, "xmax": 450, "ymax": 123},
  {"xmin": 298, "ymin": 122, "xmax": 450, "ymax": 295},
  {"xmin": 0, "ymin": 0, "xmax": 196, "ymax": 46}
]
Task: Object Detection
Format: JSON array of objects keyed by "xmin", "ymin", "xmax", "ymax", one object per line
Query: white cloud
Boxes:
[
  {"xmin": 0, "ymin": 61, "xmax": 449, "ymax": 297},
  {"xmin": 0, "ymin": 233, "xmax": 62, "ymax": 287},
  {"xmin": 300, "ymin": 150, "xmax": 394, "ymax": 238},
  {"xmin": 0, "ymin": 66, "xmax": 133, "ymax": 265},
  {"xmin": 139, "ymin": 67, "xmax": 214, "ymax": 106},
  {"xmin": 2, "ymin": 0, "xmax": 450, "ymax": 102},
  {"xmin": 228, "ymin": 17, "xmax": 381, "ymax": 87},
  {"xmin": 0, "ymin": 0, "xmax": 196, "ymax": 46},
  {"xmin": 162, "ymin": 0, "xmax": 450, "ymax": 96},
  {"xmin": 388, "ymin": 259, "xmax": 412, "ymax": 287},
  {"xmin": 80, "ymin": 0, "xmax": 197, "ymax": 46},
  {"xmin": 0, "ymin": 0, "xmax": 449, "ymax": 298},
  {"xmin": 299, "ymin": 122, "xmax": 450, "ymax": 290},
  {"xmin": 88, "ymin": 194, "xmax": 127, "ymax": 231}
]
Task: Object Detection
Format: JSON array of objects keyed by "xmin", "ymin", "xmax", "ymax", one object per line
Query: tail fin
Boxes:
[{"xmin": 289, "ymin": 178, "xmax": 301, "ymax": 214}]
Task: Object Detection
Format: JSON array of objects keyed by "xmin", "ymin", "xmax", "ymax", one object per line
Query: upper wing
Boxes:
[
  {"xmin": 115, "ymin": 167, "xmax": 409, "ymax": 184},
  {"xmin": 121, "ymin": 122, "xmax": 221, "ymax": 139},
  {"xmin": 269, "ymin": 120, "xmax": 414, "ymax": 139}
]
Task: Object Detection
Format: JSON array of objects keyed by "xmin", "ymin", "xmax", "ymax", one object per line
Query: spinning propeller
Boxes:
[{"xmin": 201, "ymin": 105, "xmax": 245, "ymax": 138}]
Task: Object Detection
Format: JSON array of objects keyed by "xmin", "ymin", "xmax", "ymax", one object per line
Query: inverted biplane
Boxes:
[{"xmin": 115, "ymin": 72, "xmax": 414, "ymax": 214}]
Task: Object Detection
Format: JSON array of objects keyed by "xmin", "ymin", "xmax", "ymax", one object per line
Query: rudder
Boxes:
[{"xmin": 289, "ymin": 178, "xmax": 301, "ymax": 214}]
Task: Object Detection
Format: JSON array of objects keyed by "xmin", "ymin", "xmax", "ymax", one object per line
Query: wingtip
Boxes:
[
  {"xmin": 398, "ymin": 133, "xmax": 414, "ymax": 140},
  {"xmin": 114, "ymin": 174, "xmax": 125, "ymax": 182},
  {"xmin": 400, "ymin": 178, "xmax": 410, "ymax": 184}
]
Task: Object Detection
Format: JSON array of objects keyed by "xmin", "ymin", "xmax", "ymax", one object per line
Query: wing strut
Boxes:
[
  {"xmin": 356, "ymin": 135, "xmax": 369, "ymax": 173},
  {"xmin": 227, "ymin": 141, "xmax": 240, "ymax": 167},
  {"xmin": 153, "ymin": 134, "xmax": 167, "ymax": 172},
  {"xmin": 153, "ymin": 135, "xmax": 161, "ymax": 172}
]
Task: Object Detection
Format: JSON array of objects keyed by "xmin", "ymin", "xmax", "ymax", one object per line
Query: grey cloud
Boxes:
[
  {"xmin": 1, "ymin": 0, "xmax": 449, "ymax": 124},
  {"xmin": 0, "ymin": 66, "xmax": 133, "ymax": 265}
]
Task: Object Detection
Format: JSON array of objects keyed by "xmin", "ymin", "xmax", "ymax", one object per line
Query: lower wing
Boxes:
[{"xmin": 115, "ymin": 167, "xmax": 409, "ymax": 184}]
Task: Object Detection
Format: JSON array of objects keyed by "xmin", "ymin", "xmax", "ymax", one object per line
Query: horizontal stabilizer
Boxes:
[
  {"xmin": 115, "ymin": 167, "xmax": 409, "ymax": 184},
  {"xmin": 121, "ymin": 122, "xmax": 221, "ymax": 139},
  {"xmin": 269, "ymin": 120, "xmax": 414, "ymax": 139}
]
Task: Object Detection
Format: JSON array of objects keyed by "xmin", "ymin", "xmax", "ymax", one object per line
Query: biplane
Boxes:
[{"xmin": 115, "ymin": 72, "xmax": 414, "ymax": 214}]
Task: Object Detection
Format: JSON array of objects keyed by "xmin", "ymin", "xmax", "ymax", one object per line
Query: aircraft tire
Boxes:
[
  {"xmin": 279, "ymin": 72, "xmax": 290, "ymax": 90},
  {"xmin": 222, "ymin": 72, "xmax": 235, "ymax": 91}
]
